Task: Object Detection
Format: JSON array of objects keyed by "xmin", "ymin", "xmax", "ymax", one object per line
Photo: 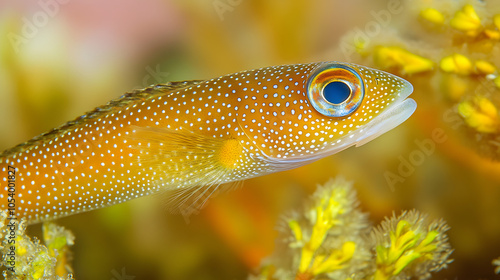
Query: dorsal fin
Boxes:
[{"xmin": 0, "ymin": 80, "xmax": 204, "ymax": 157}]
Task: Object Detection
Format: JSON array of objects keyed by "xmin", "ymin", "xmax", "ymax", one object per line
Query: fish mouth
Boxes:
[{"xmin": 353, "ymin": 77, "xmax": 416, "ymax": 147}]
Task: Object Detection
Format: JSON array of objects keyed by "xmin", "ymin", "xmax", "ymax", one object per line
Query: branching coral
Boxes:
[
  {"xmin": 371, "ymin": 211, "xmax": 452, "ymax": 280},
  {"xmin": 341, "ymin": 0, "xmax": 500, "ymax": 160},
  {"xmin": 0, "ymin": 211, "xmax": 74, "ymax": 280},
  {"xmin": 249, "ymin": 178, "xmax": 452, "ymax": 280}
]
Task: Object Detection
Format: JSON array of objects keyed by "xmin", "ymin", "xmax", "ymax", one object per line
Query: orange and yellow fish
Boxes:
[{"xmin": 0, "ymin": 62, "xmax": 416, "ymax": 224}]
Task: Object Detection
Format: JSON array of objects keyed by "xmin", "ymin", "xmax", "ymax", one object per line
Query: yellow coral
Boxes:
[
  {"xmin": 484, "ymin": 29, "xmax": 500, "ymax": 39},
  {"xmin": 440, "ymin": 54, "xmax": 473, "ymax": 75},
  {"xmin": 458, "ymin": 96, "xmax": 500, "ymax": 133},
  {"xmin": 494, "ymin": 76, "xmax": 500, "ymax": 88},
  {"xmin": 440, "ymin": 74, "xmax": 469, "ymax": 101},
  {"xmin": 493, "ymin": 257, "xmax": 500, "ymax": 274},
  {"xmin": 450, "ymin": 4, "xmax": 482, "ymax": 36},
  {"xmin": 263, "ymin": 178, "xmax": 371, "ymax": 280},
  {"xmin": 30, "ymin": 251, "xmax": 55, "ymax": 280},
  {"xmin": 372, "ymin": 211, "xmax": 452, "ymax": 280},
  {"xmin": 251, "ymin": 179, "xmax": 452, "ymax": 280},
  {"xmin": 297, "ymin": 181, "xmax": 356, "ymax": 275},
  {"xmin": 0, "ymin": 212, "xmax": 74, "ymax": 280},
  {"xmin": 43, "ymin": 223, "xmax": 75, "ymax": 277},
  {"xmin": 288, "ymin": 220, "xmax": 303, "ymax": 242},
  {"xmin": 309, "ymin": 241, "xmax": 355, "ymax": 275},
  {"xmin": 494, "ymin": 14, "xmax": 500, "ymax": 30},
  {"xmin": 374, "ymin": 46, "xmax": 434, "ymax": 75},
  {"xmin": 375, "ymin": 221, "xmax": 435, "ymax": 279},
  {"xmin": 420, "ymin": 8, "xmax": 445, "ymax": 25},
  {"xmin": 474, "ymin": 60, "xmax": 497, "ymax": 75}
]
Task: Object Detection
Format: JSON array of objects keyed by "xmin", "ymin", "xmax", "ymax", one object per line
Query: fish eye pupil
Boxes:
[{"xmin": 322, "ymin": 81, "xmax": 351, "ymax": 104}]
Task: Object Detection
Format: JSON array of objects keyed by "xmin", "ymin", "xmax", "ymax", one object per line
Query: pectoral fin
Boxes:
[{"xmin": 127, "ymin": 126, "xmax": 243, "ymax": 213}]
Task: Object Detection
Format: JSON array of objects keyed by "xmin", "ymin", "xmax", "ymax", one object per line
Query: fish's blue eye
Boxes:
[
  {"xmin": 306, "ymin": 63, "xmax": 364, "ymax": 118},
  {"xmin": 322, "ymin": 81, "xmax": 351, "ymax": 104}
]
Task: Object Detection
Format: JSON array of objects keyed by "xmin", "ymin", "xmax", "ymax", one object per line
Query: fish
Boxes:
[{"xmin": 0, "ymin": 62, "xmax": 416, "ymax": 224}]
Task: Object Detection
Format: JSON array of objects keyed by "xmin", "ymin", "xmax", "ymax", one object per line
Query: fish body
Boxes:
[{"xmin": 0, "ymin": 62, "xmax": 416, "ymax": 224}]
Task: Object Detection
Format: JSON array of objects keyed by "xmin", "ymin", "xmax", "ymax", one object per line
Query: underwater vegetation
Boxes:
[
  {"xmin": 0, "ymin": 211, "xmax": 74, "ymax": 279},
  {"xmin": 1, "ymin": 0, "xmax": 500, "ymax": 279},
  {"xmin": 494, "ymin": 256, "xmax": 500, "ymax": 274},
  {"xmin": 249, "ymin": 178, "xmax": 452, "ymax": 280},
  {"xmin": 337, "ymin": 0, "xmax": 500, "ymax": 277},
  {"xmin": 343, "ymin": 0, "xmax": 500, "ymax": 161},
  {"xmin": 0, "ymin": 178, "xmax": 453, "ymax": 280}
]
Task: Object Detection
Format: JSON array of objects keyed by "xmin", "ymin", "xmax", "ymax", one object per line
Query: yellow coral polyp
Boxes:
[
  {"xmin": 374, "ymin": 46, "xmax": 434, "ymax": 75},
  {"xmin": 494, "ymin": 14, "xmax": 500, "ymax": 30},
  {"xmin": 298, "ymin": 203, "xmax": 340, "ymax": 272},
  {"xmin": 494, "ymin": 76, "xmax": 500, "ymax": 89},
  {"xmin": 441, "ymin": 74, "xmax": 469, "ymax": 101},
  {"xmin": 450, "ymin": 4, "xmax": 482, "ymax": 36},
  {"xmin": 440, "ymin": 54, "xmax": 473, "ymax": 75},
  {"xmin": 475, "ymin": 60, "xmax": 497, "ymax": 75},
  {"xmin": 420, "ymin": 8, "xmax": 445, "ymax": 25},
  {"xmin": 288, "ymin": 220, "xmax": 303, "ymax": 242},
  {"xmin": 15, "ymin": 236, "xmax": 28, "ymax": 256},
  {"xmin": 484, "ymin": 29, "xmax": 500, "ymax": 40},
  {"xmin": 296, "ymin": 181, "xmax": 355, "ymax": 275},
  {"xmin": 253, "ymin": 181, "xmax": 453, "ymax": 280},
  {"xmin": 458, "ymin": 97, "xmax": 500, "ymax": 133},
  {"xmin": 493, "ymin": 257, "xmax": 500, "ymax": 274},
  {"xmin": 42, "ymin": 222, "xmax": 75, "ymax": 277},
  {"xmin": 374, "ymin": 220, "xmax": 441, "ymax": 280},
  {"xmin": 354, "ymin": 38, "xmax": 367, "ymax": 55},
  {"xmin": 31, "ymin": 252, "xmax": 53, "ymax": 280},
  {"xmin": 485, "ymin": 14, "xmax": 500, "ymax": 39},
  {"xmin": 311, "ymin": 241, "xmax": 356, "ymax": 275}
]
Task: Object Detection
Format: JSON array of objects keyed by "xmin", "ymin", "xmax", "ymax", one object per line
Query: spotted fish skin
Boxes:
[{"xmin": 0, "ymin": 62, "xmax": 415, "ymax": 224}]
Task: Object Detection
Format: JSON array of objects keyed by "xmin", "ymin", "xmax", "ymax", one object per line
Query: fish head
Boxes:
[{"xmin": 235, "ymin": 62, "xmax": 416, "ymax": 164}]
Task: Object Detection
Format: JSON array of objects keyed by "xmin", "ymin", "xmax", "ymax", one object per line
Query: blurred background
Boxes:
[{"xmin": 1, "ymin": 0, "xmax": 499, "ymax": 279}]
